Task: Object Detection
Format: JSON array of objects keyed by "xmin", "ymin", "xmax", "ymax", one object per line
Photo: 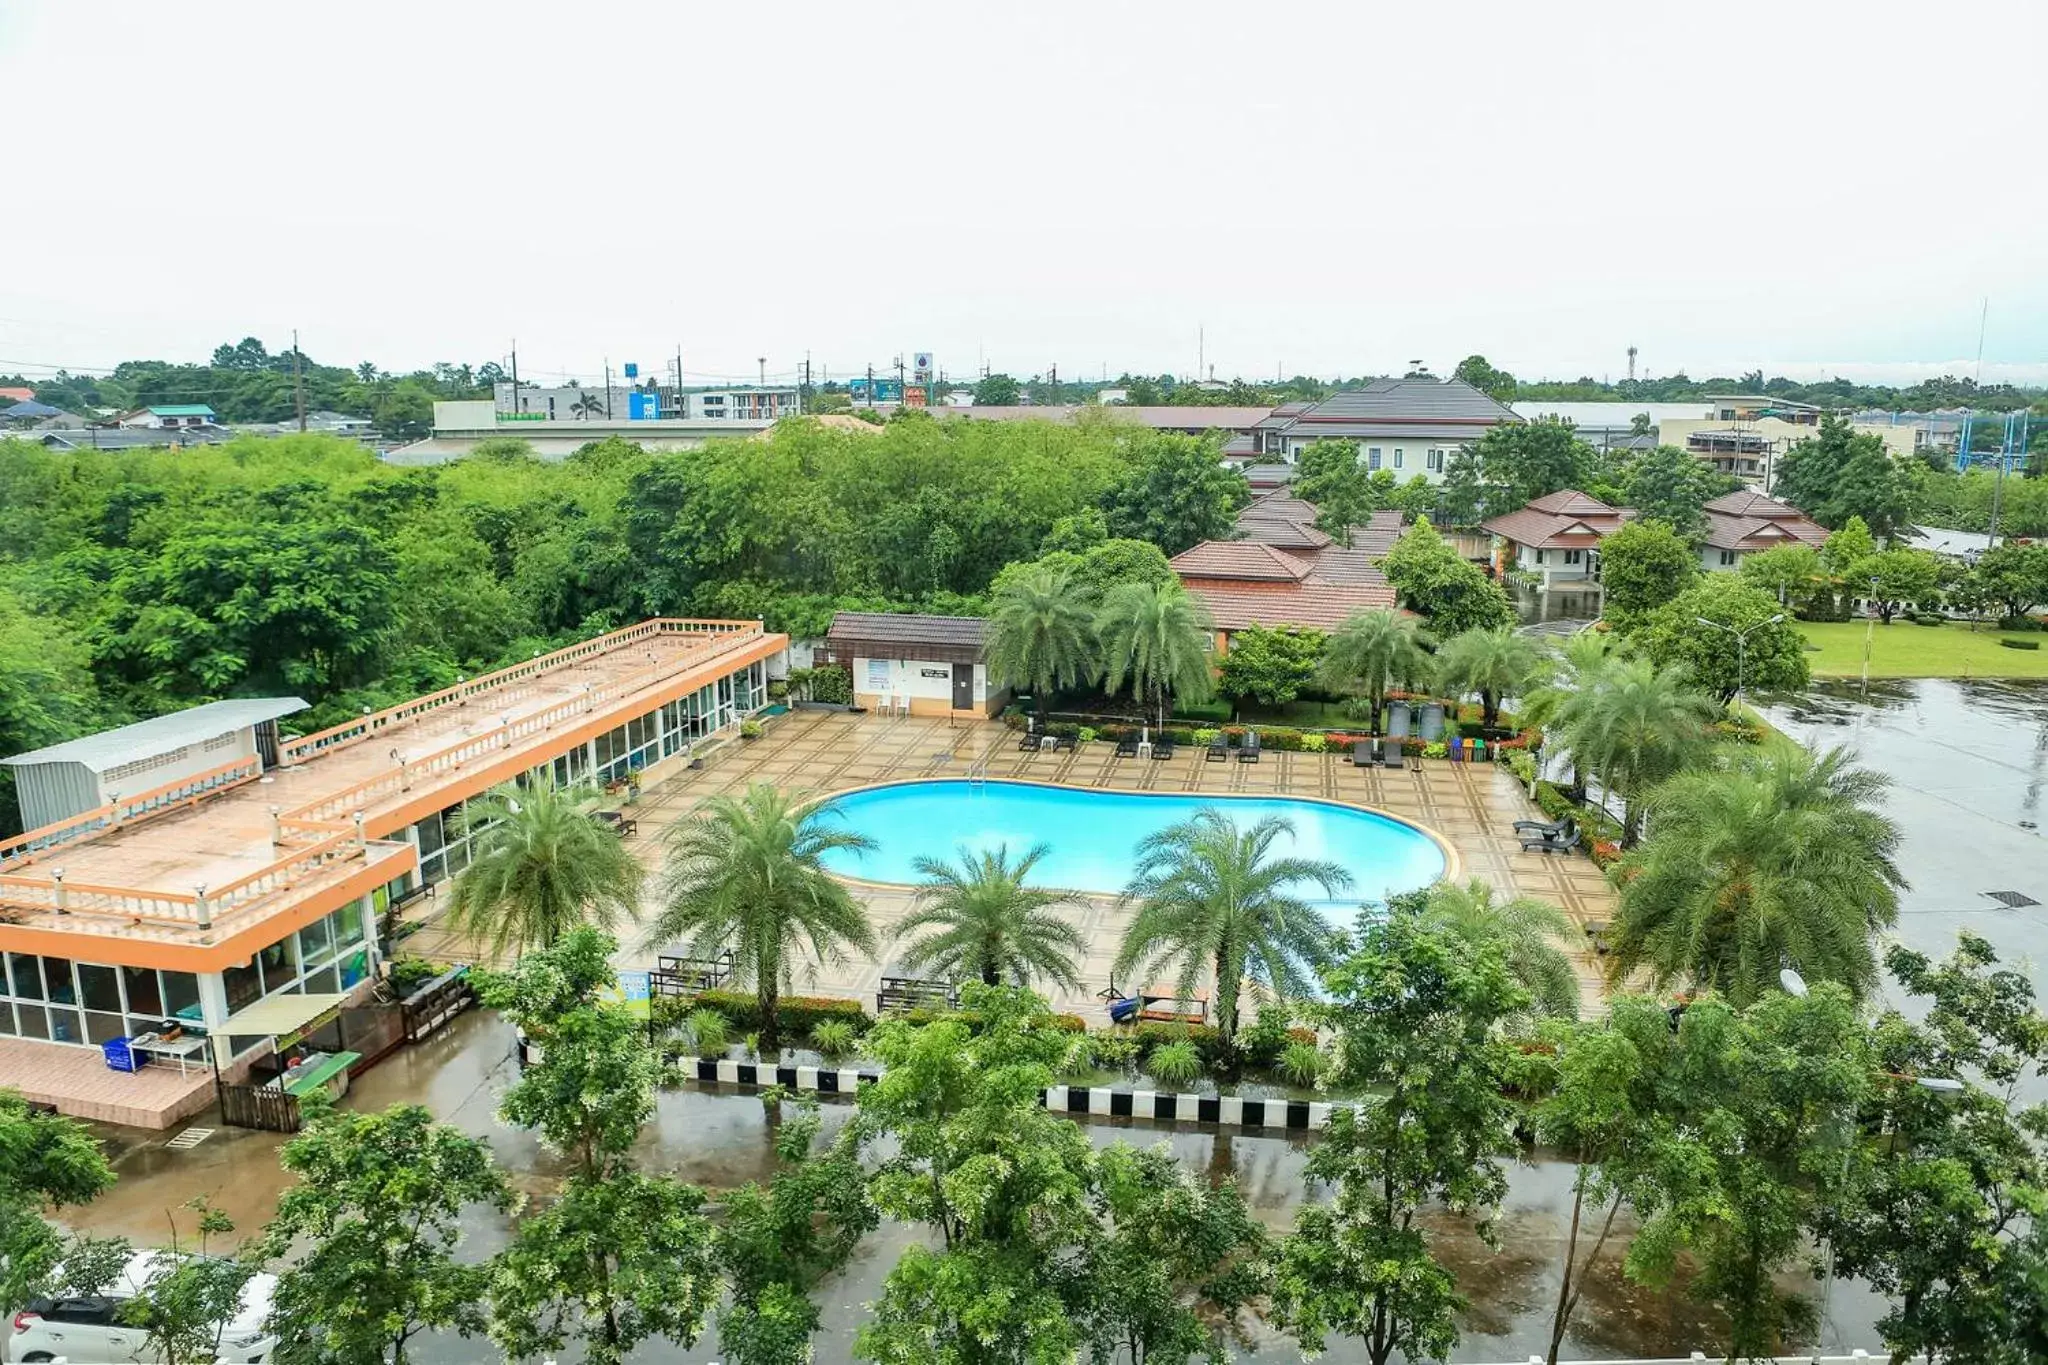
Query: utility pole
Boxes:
[
  {"xmin": 674, "ymin": 345, "xmax": 683, "ymax": 418},
  {"xmin": 802, "ymin": 352, "xmax": 811, "ymax": 415},
  {"xmin": 1049, "ymin": 362, "xmax": 1058, "ymax": 406},
  {"xmin": 895, "ymin": 354, "xmax": 907, "ymax": 399},
  {"xmin": 757, "ymin": 356, "xmax": 766, "ymax": 388},
  {"xmin": 510, "ymin": 339, "xmax": 521, "ymax": 413},
  {"xmin": 603, "ymin": 360, "xmax": 613, "ymax": 419},
  {"xmin": 291, "ymin": 328, "xmax": 306, "ymax": 432}
]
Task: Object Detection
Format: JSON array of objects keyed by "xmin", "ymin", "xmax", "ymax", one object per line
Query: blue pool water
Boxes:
[{"xmin": 815, "ymin": 780, "xmax": 1446, "ymax": 916}]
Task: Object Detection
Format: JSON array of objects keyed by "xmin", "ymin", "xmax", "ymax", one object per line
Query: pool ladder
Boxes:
[{"xmin": 966, "ymin": 753, "xmax": 991, "ymax": 793}]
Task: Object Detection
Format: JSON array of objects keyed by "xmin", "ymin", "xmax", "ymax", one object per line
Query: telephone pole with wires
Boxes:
[{"xmin": 292, "ymin": 329, "xmax": 306, "ymax": 432}]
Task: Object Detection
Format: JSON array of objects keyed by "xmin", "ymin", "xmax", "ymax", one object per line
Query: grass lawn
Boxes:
[{"xmin": 1797, "ymin": 620, "xmax": 2048, "ymax": 679}]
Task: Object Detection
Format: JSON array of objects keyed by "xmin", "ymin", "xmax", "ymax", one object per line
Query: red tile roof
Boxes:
[
  {"xmin": 1481, "ymin": 491, "xmax": 1636, "ymax": 549},
  {"xmin": 1699, "ymin": 490, "xmax": 1828, "ymax": 551},
  {"xmin": 1169, "ymin": 541, "xmax": 1315, "ymax": 582},
  {"xmin": 1185, "ymin": 579, "xmax": 1398, "ymax": 632}
]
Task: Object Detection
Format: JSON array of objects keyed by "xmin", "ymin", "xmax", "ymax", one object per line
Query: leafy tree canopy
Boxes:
[
  {"xmin": 1215, "ymin": 624, "xmax": 1325, "ymax": 708},
  {"xmin": 1597, "ymin": 519, "xmax": 1699, "ymax": 623},
  {"xmin": 1634, "ymin": 575, "xmax": 1809, "ymax": 703}
]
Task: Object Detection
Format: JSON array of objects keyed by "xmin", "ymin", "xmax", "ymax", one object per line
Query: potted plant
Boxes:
[{"xmin": 740, "ymin": 718, "xmax": 763, "ymax": 740}]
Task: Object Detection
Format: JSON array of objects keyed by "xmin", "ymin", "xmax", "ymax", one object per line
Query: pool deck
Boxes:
[{"xmin": 399, "ymin": 710, "xmax": 1619, "ymax": 1018}]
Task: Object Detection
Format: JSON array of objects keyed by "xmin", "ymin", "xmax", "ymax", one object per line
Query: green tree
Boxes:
[
  {"xmin": 481, "ymin": 928, "xmax": 721, "ymax": 1365},
  {"xmin": 1431, "ymin": 625, "xmax": 1543, "ymax": 730},
  {"xmin": 1619, "ymin": 444, "xmax": 1737, "ymax": 540},
  {"xmin": 1852, "ymin": 547, "xmax": 1941, "ymax": 623},
  {"xmin": 1074, "ymin": 1143, "xmax": 1271, "ymax": 1365},
  {"xmin": 119, "ymin": 1199, "xmax": 254, "ymax": 1365},
  {"xmin": 1517, "ymin": 630, "xmax": 1618, "ymax": 799},
  {"xmin": 985, "ymin": 564, "xmax": 1098, "ymax": 720},
  {"xmin": 1095, "ymin": 580, "xmax": 1215, "ymax": 729},
  {"xmin": 1115, "ymin": 809, "xmax": 1349, "ymax": 1051},
  {"xmin": 649, "ymin": 783, "xmax": 878, "ymax": 1053},
  {"xmin": 1215, "ymin": 623, "xmax": 1324, "ymax": 711},
  {"xmin": 716, "ymin": 1094, "xmax": 878, "ymax": 1365},
  {"xmin": 973, "ymin": 373, "xmax": 1021, "ymax": 406},
  {"xmin": 1041, "ymin": 508, "xmax": 1108, "ymax": 553},
  {"xmin": 1776, "ymin": 416, "xmax": 1915, "ymax": 539},
  {"xmin": 258, "ymin": 1103, "xmax": 515, "ymax": 1365},
  {"xmin": 1635, "ymin": 574, "xmax": 1809, "ymax": 704},
  {"xmin": 1101, "ymin": 433, "xmax": 1249, "ymax": 555},
  {"xmin": 1417, "ymin": 878, "xmax": 1579, "ymax": 1020},
  {"xmin": 1822, "ymin": 934, "xmax": 2048, "ymax": 1365},
  {"xmin": 1564, "ymin": 655, "xmax": 1715, "ymax": 845},
  {"xmin": 1609, "ymin": 742, "xmax": 1905, "ymax": 1005},
  {"xmin": 893, "ymin": 843, "xmax": 1089, "ymax": 991},
  {"xmin": 444, "ymin": 774, "xmax": 645, "ymax": 961},
  {"xmin": 1380, "ymin": 517, "xmax": 1515, "ymax": 634},
  {"xmin": 1739, "ymin": 541, "xmax": 1829, "ymax": 612},
  {"xmin": 1452, "ymin": 354, "xmax": 1517, "ymax": 401},
  {"xmin": 1821, "ymin": 514, "xmax": 1878, "ymax": 574},
  {"xmin": 1317, "ymin": 608, "xmax": 1434, "ymax": 734},
  {"xmin": 1969, "ymin": 541, "xmax": 2048, "ymax": 619},
  {"xmin": 1473, "ymin": 417, "xmax": 1596, "ymax": 511},
  {"xmin": 1294, "ymin": 438, "xmax": 1374, "ymax": 540},
  {"xmin": 0, "ymin": 1092, "xmax": 119, "ymax": 1317},
  {"xmin": 1271, "ymin": 914, "xmax": 1523, "ymax": 1365},
  {"xmin": 1596, "ymin": 519, "xmax": 1698, "ymax": 623}
]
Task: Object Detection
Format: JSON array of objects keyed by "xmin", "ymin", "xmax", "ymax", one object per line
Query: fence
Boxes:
[{"xmin": 218, "ymin": 1082, "xmax": 302, "ymax": 1133}]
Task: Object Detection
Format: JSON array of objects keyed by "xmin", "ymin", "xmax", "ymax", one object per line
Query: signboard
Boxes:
[
  {"xmin": 919, "ymin": 668, "xmax": 948, "ymax": 679},
  {"xmin": 866, "ymin": 659, "xmax": 891, "ymax": 691},
  {"xmin": 913, "ymin": 351, "xmax": 933, "ymax": 384},
  {"xmin": 849, "ymin": 378, "xmax": 903, "ymax": 404},
  {"xmin": 623, "ymin": 362, "xmax": 639, "ymax": 379},
  {"xmin": 627, "ymin": 391, "xmax": 661, "ymax": 421},
  {"xmin": 496, "ymin": 411, "xmax": 546, "ymax": 421},
  {"xmin": 616, "ymin": 970, "xmax": 651, "ymax": 1020},
  {"xmin": 904, "ymin": 385, "xmax": 929, "ymax": 407}
]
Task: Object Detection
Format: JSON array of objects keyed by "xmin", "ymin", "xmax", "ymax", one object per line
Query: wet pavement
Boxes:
[{"xmin": 56, "ymin": 680, "xmax": 2048, "ymax": 1363}]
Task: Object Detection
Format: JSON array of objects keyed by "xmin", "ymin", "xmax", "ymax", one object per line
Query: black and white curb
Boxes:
[{"xmin": 671, "ymin": 1056, "xmax": 1335, "ymax": 1131}]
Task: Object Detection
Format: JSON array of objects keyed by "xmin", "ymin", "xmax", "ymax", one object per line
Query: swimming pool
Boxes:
[{"xmin": 815, "ymin": 780, "xmax": 1449, "ymax": 916}]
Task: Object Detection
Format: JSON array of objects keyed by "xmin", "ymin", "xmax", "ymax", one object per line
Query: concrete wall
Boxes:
[
  {"xmin": 1516, "ymin": 542, "xmax": 1596, "ymax": 583},
  {"xmin": 850, "ymin": 655, "xmax": 1004, "ymax": 716},
  {"xmin": 1278, "ymin": 437, "xmax": 1457, "ymax": 484},
  {"xmin": 1701, "ymin": 546, "xmax": 1744, "ymax": 573}
]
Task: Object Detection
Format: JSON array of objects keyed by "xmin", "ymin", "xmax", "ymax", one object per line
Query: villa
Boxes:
[
  {"xmin": 0, "ymin": 618, "xmax": 785, "ymax": 1126},
  {"xmin": 1698, "ymin": 489, "xmax": 1828, "ymax": 570},
  {"xmin": 1480, "ymin": 490, "xmax": 1637, "ymax": 590}
]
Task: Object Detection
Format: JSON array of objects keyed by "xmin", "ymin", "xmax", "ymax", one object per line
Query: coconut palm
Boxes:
[
  {"xmin": 1318, "ymin": 608, "xmax": 1434, "ymax": 734},
  {"xmin": 444, "ymin": 774, "xmax": 644, "ymax": 962},
  {"xmin": 1115, "ymin": 809, "xmax": 1350, "ymax": 1051},
  {"xmin": 985, "ymin": 564, "xmax": 1097, "ymax": 724},
  {"xmin": 1097, "ymin": 580, "xmax": 1215, "ymax": 730},
  {"xmin": 1433, "ymin": 626, "xmax": 1545, "ymax": 731},
  {"xmin": 569, "ymin": 391, "xmax": 604, "ymax": 420},
  {"xmin": 1520, "ymin": 631, "xmax": 1621, "ymax": 799},
  {"xmin": 1608, "ymin": 742, "xmax": 1905, "ymax": 1007},
  {"xmin": 646, "ymin": 783, "xmax": 877, "ymax": 1052},
  {"xmin": 1568, "ymin": 656, "xmax": 1716, "ymax": 845},
  {"xmin": 1414, "ymin": 878, "xmax": 1580, "ymax": 1021},
  {"xmin": 893, "ymin": 843, "xmax": 1090, "ymax": 992}
]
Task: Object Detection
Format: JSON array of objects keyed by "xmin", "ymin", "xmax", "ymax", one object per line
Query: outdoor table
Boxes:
[
  {"xmin": 1136, "ymin": 739, "xmax": 1153, "ymax": 757},
  {"xmin": 1039, "ymin": 734, "xmax": 1058, "ymax": 751},
  {"xmin": 279, "ymin": 1049, "xmax": 360, "ymax": 1101},
  {"xmin": 129, "ymin": 1032, "xmax": 209, "ymax": 1076}
]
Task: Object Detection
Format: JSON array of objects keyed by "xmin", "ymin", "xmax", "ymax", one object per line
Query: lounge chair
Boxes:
[
  {"xmin": 1206, "ymin": 734, "xmax": 1229, "ymax": 762},
  {"xmin": 1114, "ymin": 734, "xmax": 1139, "ymax": 758},
  {"xmin": 1419, "ymin": 702, "xmax": 1445, "ymax": 742},
  {"xmin": 1351, "ymin": 740, "xmax": 1374, "ymax": 768},
  {"xmin": 1017, "ymin": 727, "xmax": 1041, "ymax": 752},
  {"xmin": 1512, "ymin": 815, "xmax": 1570, "ymax": 835},
  {"xmin": 1382, "ymin": 744, "xmax": 1406, "ymax": 772},
  {"xmin": 1521, "ymin": 820, "xmax": 1579, "ymax": 855},
  {"xmin": 1151, "ymin": 735, "xmax": 1176, "ymax": 760},
  {"xmin": 1387, "ymin": 703, "xmax": 1412, "ymax": 742},
  {"xmin": 1239, "ymin": 731, "xmax": 1261, "ymax": 763}
]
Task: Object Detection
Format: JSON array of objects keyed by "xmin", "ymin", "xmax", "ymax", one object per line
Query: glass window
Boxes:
[
  {"xmin": 120, "ymin": 965, "xmax": 162, "ymax": 1017},
  {"xmin": 0, "ymin": 1002, "xmax": 14, "ymax": 1036},
  {"xmin": 1392, "ymin": 449, "xmax": 1404, "ymax": 469},
  {"xmin": 162, "ymin": 971, "xmax": 201, "ymax": 1024},
  {"xmin": 258, "ymin": 935, "xmax": 300, "ymax": 993},
  {"xmin": 299, "ymin": 913, "xmax": 334, "ymax": 965},
  {"xmin": 79, "ymin": 964, "xmax": 121, "ymax": 1013},
  {"xmin": 336, "ymin": 903, "xmax": 367, "ymax": 949},
  {"xmin": 9, "ymin": 953, "xmax": 45, "ymax": 1000},
  {"xmin": 224, "ymin": 959, "xmax": 262, "ymax": 1013},
  {"xmin": 304, "ymin": 965, "xmax": 340, "ymax": 996},
  {"xmin": 42, "ymin": 957, "xmax": 77, "ymax": 1006},
  {"xmin": 337, "ymin": 949, "xmax": 370, "ymax": 991},
  {"xmin": 85, "ymin": 1011, "xmax": 126, "ymax": 1045},
  {"xmin": 16, "ymin": 1006, "xmax": 49, "ymax": 1041},
  {"xmin": 415, "ymin": 812, "xmax": 444, "ymax": 860},
  {"xmin": 46, "ymin": 1007, "xmax": 82, "ymax": 1044}
]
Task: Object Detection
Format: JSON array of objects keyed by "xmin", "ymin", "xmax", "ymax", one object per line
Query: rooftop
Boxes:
[
  {"xmin": 1184, "ymin": 579, "xmax": 1398, "ymax": 632},
  {"xmin": 924, "ymin": 405, "xmax": 1274, "ymax": 432},
  {"xmin": 1170, "ymin": 541, "xmax": 1316, "ymax": 582},
  {"xmin": 0, "ymin": 619, "xmax": 783, "ymax": 972},
  {"xmin": 4, "ymin": 698, "xmax": 309, "ymax": 773},
  {"xmin": 1284, "ymin": 378, "xmax": 1519, "ymax": 435},
  {"xmin": 1700, "ymin": 491, "xmax": 1827, "ymax": 551},
  {"xmin": 826, "ymin": 612, "xmax": 987, "ymax": 650},
  {"xmin": 1482, "ymin": 491, "xmax": 1637, "ymax": 549},
  {"xmin": 147, "ymin": 404, "xmax": 218, "ymax": 417}
]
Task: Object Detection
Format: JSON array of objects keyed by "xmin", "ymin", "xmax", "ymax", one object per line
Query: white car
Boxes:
[{"xmin": 10, "ymin": 1250, "xmax": 278, "ymax": 1364}]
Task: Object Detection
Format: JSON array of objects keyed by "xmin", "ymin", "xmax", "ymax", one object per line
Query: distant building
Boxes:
[
  {"xmin": 819, "ymin": 613, "xmax": 1003, "ymax": 717},
  {"xmin": 490, "ymin": 382, "xmax": 799, "ymax": 424},
  {"xmin": 1245, "ymin": 379, "xmax": 1519, "ymax": 486},
  {"xmin": 1170, "ymin": 540, "xmax": 1397, "ymax": 653},
  {"xmin": 119, "ymin": 404, "xmax": 218, "ymax": 430},
  {"xmin": 0, "ymin": 386, "xmax": 35, "ymax": 404},
  {"xmin": 37, "ymin": 425, "xmax": 233, "ymax": 452},
  {"xmin": 2, "ymin": 399, "xmax": 65, "ymax": 429},
  {"xmin": 1480, "ymin": 490, "xmax": 1637, "ymax": 590},
  {"xmin": 387, "ymin": 400, "xmax": 780, "ymax": 464},
  {"xmin": 943, "ymin": 389, "xmax": 976, "ymax": 407},
  {"xmin": 1698, "ymin": 490, "xmax": 1827, "ymax": 571},
  {"xmin": 1096, "ymin": 388, "xmax": 1130, "ymax": 405},
  {"xmin": 930, "ymin": 405, "xmax": 1273, "ymax": 440},
  {"xmin": 1658, "ymin": 395, "xmax": 1916, "ymax": 488}
]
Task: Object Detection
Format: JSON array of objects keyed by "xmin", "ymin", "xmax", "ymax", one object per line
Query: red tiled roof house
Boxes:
[{"xmin": 1479, "ymin": 490, "xmax": 1637, "ymax": 591}]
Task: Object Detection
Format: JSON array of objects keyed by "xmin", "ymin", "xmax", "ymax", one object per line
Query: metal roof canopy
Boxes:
[
  {"xmin": 217, "ymin": 992, "xmax": 349, "ymax": 1043},
  {"xmin": 0, "ymin": 697, "xmax": 308, "ymax": 771}
]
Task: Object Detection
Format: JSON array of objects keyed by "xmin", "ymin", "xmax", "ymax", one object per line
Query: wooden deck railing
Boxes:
[{"xmin": 0, "ymin": 618, "xmax": 769, "ymax": 933}]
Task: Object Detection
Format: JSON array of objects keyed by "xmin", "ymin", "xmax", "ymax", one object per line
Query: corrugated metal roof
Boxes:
[
  {"xmin": 1, "ymin": 697, "xmax": 308, "ymax": 772},
  {"xmin": 1293, "ymin": 378, "xmax": 1517, "ymax": 424}
]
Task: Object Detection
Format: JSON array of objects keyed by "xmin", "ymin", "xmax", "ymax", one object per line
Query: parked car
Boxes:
[{"xmin": 10, "ymin": 1250, "xmax": 278, "ymax": 1363}]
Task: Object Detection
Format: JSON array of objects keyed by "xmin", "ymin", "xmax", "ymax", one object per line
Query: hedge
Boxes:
[
  {"xmin": 657, "ymin": 989, "xmax": 871, "ymax": 1038},
  {"xmin": 898, "ymin": 1004, "xmax": 1089, "ymax": 1035},
  {"xmin": 1531, "ymin": 780, "xmax": 1626, "ymax": 869}
]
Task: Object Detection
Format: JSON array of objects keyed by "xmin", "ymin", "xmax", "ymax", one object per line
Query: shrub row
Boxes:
[
  {"xmin": 1531, "ymin": 780, "xmax": 1626, "ymax": 869},
  {"xmin": 654, "ymin": 990, "xmax": 871, "ymax": 1039}
]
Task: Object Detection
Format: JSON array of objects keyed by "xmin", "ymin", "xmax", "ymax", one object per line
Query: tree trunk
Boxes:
[
  {"xmin": 758, "ymin": 949, "xmax": 782, "ymax": 1054},
  {"xmin": 981, "ymin": 962, "xmax": 999, "ymax": 987}
]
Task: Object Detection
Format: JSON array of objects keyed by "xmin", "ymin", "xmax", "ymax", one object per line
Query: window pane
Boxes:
[
  {"xmin": 0, "ymin": 1002, "xmax": 14, "ymax": 1036},
  {"xmin": 120, "ymin": 965, "xmax": 163, "ymax": 1017},
  {"xmin": 299, "ymin": 913, "xmax": 333, "ymax": 964},
  {"xmin": 162, "ymin": 972, "xmax": 201, "ymax": 1023},
  {"xmin": 258, "ymin": 935, "xmax": 299, "ymax": 992},
  {"xmin": 336, "ymin": 903, "xmax": 366, "ymax": 949},
  {"xmin": 304, "ymin": 965, "xmax": 340, "ymax": 995},
  {"xmin": 47, "ymin": 1007, "xmax": 82, "ymax": 1044},
  {"xmin": 224, "ymin": 960, "xmax": 262, "ymax": 1013},
  {"xmin": 79, "ymin": 964, "xmax": 121, "ymax": 1013},
  {"xmin": 16, "ymin": 1006, "xmax": 49, "ymax": 1041},
  {"xmin": 415, "ymin": 813, "xmax": 444, "ymax": 859},
  {"xmin": 337, "ymin": 948, "xmax": 370, "ymax": 991},
  {"xmin": 42, "ymin": 957, "xmax": 77, "ymax": 1006},
  {"xmin": 8, "ymin": 954, "xmax": 44, "ymax": 1000},
  {"xmin": 85, "ymin": 1011, "xmax": 126, "ymax": 1045}
]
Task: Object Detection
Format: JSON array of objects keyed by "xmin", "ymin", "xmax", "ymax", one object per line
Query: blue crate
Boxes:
[{"xmin": 102, "ymin": 1036, "xmax": 148, "ymax": 1073}]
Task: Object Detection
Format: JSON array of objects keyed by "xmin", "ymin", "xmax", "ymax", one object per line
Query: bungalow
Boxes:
[
  {"xmin": 1480, "ymin": 490, "xmax": 1637, "ymax": 590},
  {"xmin": 1699, "ymin": 490, "xmax": 1827, "ymax": 571},
  {"xmin": 819, "ymin": 612, "xmax": 1006, "ymax": 717},
  {"xmin": 1170, "ymin": 540, "xmax": 1397, "ymax": 653},
  {"xmin": 120, "ymin": 404, "xmax": 219, "ymax": 430}
]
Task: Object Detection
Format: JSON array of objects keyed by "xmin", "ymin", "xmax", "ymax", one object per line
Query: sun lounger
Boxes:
[
  {"xmin": 1151, "ymin": 736, "xmax": 1176, "ymax": 759},
  {"xmin": 1017, "ymin": 729, "xmax": 1041, "ymax": 752},
  {"xmin": 1351, "ymin": 740, "xmax": 1374, "ymax": 768},
  {"xmin": 1206, "ymin": 735, "xmax": 1229, "ymax": 762},
  {"xmin": 1114, "ymin": 735, "xmax": 1139, "ymax": 758},
  {"xmin": 1382, "ymin": 744, "xmax": 1406, "ymax": 772},
  {"xmin": 1521, "ymin": 820, "xmax": 1579, "ymax": 855},
  {"xmin": 1419, "ymin": 702, "xmax": 1445, "ymax": 742},
  {"xmin": 1238, "ymin": 731, "xmax": 1261, "ymax": 763},
  {"xmin": 1386, "ymin": 704, "xmax": 1412, "ymax": 741},
  {"xmin": 1513, "ymin": 816, "xmax": 1570, "ymax": 835}
]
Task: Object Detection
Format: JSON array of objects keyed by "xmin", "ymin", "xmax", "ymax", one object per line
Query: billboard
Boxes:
[
  {"xmin": 905, "ymin": 385, "xmax": 929, "ymax": 408},
  {"xmin": 627, "ymin": 391, "xmax": 662, "ymax": 421},
  {"xmin": 622, "ymin": 362, "xmax": 639, "ymax": 379},
  {"xmin": 849, "ymin": 378, "xmax": 903, "ymax": 404},
  {"xmin": 913, "ymin": 351, "xmax": 933, "ymax": 384}
]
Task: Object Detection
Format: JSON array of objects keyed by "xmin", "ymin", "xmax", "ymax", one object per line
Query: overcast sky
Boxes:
[{"xmin": 3, "ymin": 1, "xmax": 2044, "ymax": 389}]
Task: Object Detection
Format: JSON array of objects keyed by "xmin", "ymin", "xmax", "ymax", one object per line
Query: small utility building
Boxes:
[
  {"xmin": 821, "ymin": 613, "xmax": 1003, "ymax": 717},
  {"xmin": 1, "ymin": 698, "xmax": 307, "ymax": 833}
]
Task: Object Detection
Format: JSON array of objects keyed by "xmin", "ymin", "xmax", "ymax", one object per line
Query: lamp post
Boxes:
[{"xmin": 1695, "ymin": 612, "xmax": 1786, "ymax": 713}]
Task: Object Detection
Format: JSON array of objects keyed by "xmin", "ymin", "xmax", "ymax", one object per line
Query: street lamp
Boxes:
[{"xmin": 1695, "ymin": 612, "xmax": 1786, "ymax": 713}]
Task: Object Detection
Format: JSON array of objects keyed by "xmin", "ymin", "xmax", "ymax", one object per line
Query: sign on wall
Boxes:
[
  {"xmin": 866, "ymin": 659, "xmax": 891, "ymax": 691},
  {"xmin": 919, "ymin": 667, "xmax": 948, "ymax": 679}
]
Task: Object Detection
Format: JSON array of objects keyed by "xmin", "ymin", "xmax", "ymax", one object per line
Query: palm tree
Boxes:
[
  {"xmin": 1520, "ymin": 631, "xmax": 1621, "ymax": 799},
  {"xmin": 570, "ymin": 391, "xmax": 604, "ymax": 420},
  {"xmin": 1318, "ymin": 608, "xmax": 1434, "ymax": 734},
  {"xmin": 1115, "ymin": 809, "xmax": 1350, "ymax": 1051},
  {"xmin": 985, "ymin": 564, "xmax": 1097, "ymax": 725},
  {"xmin": 444, "ymin": 774, "xmax": 644, "ymax": 962},
  {"xmin": 893, "ymin": 843, "xmax": 1090, "ymax": 992},
  {"xmin": 1433, "ymin": 626, "xmax": 1544, "ymax": 731},
  {"xmin": 354, "ymin": 360, "xmax": 380, "ymax": 383},
  {"xmin": 1414, "ymin": 878, "xmax": 1580, "ymax": 1020},
  {"xmin": 1097, "ymin": 580, "xmax": 1215, "ymax": 730},
  {"xmin": 1607, "ymin": 742, "xmax": 1905, "ymax": 1007},
  {"xmin": 1568, "ymin": 656, "xmax": 1716, "ymax": 845},
  {"xmin": 646, "ymin": 783, "xmax": 877, "ymax": 1052}
]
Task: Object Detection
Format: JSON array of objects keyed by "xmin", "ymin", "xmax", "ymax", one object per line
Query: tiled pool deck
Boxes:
[{"xmin": 402, "ymin": 709, "xmax": 1619, "ymax": 1017}]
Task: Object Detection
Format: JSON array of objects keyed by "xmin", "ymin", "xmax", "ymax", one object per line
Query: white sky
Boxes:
[{"xmin": 3, "ymin": 0, "xmax": 2045, "ymax": 389}]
